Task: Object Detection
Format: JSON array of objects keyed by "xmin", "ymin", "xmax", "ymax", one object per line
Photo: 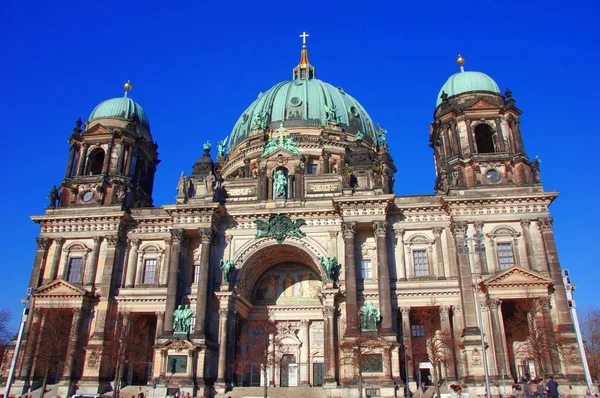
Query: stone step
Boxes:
[{"xmin": 221, "ymin": 386, "xmax": 325, "ymax": 398}]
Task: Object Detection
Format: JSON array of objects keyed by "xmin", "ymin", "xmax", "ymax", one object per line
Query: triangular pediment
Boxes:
[
  {"xmin": 35, "ymin": 279, "xmax": 88, "ymax": 297},
  {"xmin": 263, "ymin": 146, "xmax": 300, "ymax": 159},
  {"xmin": 159, "ymin": 338, "xmax": 197, "ymax": 351},
  {"xmin": 464, "ymin": 97, "xmax": 498, "ymax": 110},
  {"xmin": 483, "ymin": 266, "xmax": 554, "ymax": 289},
  {"xmin": 84, "ymin": 123, "xmax": 112, "ymax": 135}
]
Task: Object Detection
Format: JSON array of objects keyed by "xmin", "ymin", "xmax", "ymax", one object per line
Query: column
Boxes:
[
  {"xmin": 393, "ymin": 227, "xmax": 407, "ymax": 281},
  {"xmin": 19, "ymin": 308, "xmax": 42, "ymax": 382},
  {"xmin": 156, "ymin": 311, "xmax": 165, "ymax": 336},
  {"xmin": 76, "ymin": 143, "xmax": 89, "ymax": 176},
  {"xmin": 102, "ymin": 143, "xmax": 113, "ymax": 174},
  {"xmin": 83, "ymin": 236, "xmax": 102, "ymax": 287},
  {"xmin": 64, "ymin": 146, "xmax": 76, "ymax": 179},
  {"xmin": 300, "ymin": 319, "xmax": 310, "ymax": 386},
  {"xmin": 115, "ymin": 143, "xmax": 126, "ymax": 174},
  {"xmin": 195, "ymin": 228, "xmax": 212, "ymax": 338},
  {"xmin": 125, "ymin": 239, "xmax": 140, "ymax": 287},
  {"xmin": 216, "ymin": 303, "xmax": 231, "ymax": 383},
  {"xmin": 323, "ymin": 305, "xmax": 336, "ymax": 383},
  {"xmin": 451, "ymin": 306, "xmax": 468, "ymax": 379},
  {"xmin": 520, "ymin": 219, "xmax": 535, "ymax": 270},
  {"xmin": 29, "ymin": 238, "xmax": 50, "ymax": 288},
  {"xmin": 164, "ymin": 229, "xmax": 184, "ymax": 333},
  {"xmin": 342, "ymin": 222, "xmax": 358, "ymax": 334},
  {"xmin": 538, "ymin": 218, "xmax": 572, "ymax": 328},
  {"xmin": 373, "ymin": 221, "xmax": 393, "ymax": 333},
  {"xmin": 450, "ymin": 222, "xmax": 480, "ymax": 335},
  {"xmin": 473, "ymin": 221, "xmax": 488, "ymax": 275},
  {"xmin": 400, "ymin": 307, "xmax": 412, "ymax": 386},
  {"xmin": 46, "ymin": 238, "xmax": 65, "ymax": 283},
  {"xmin": 124, "ymin": 145, "xmax": 133, "ymax": 176},
  {"xmin": 489, "ymin": 300, "xmax": 509, "ymax": 377},
  {"xmin": 432, "ymin": 227, "xmax": 446, "ymax": 279},
  {"xmin": 323, "ymin": 151, "xmax": 330, "ymax": 174},
  {"xmin": 439, "ymin": 306, "xmax": 456, "ymax": 380},
  {"xmin": 93, "ymin": 235, "xmax": 120, "ymax": 337},
  {"xmin": 61, "ymin": 308, "xmax": 84, "ymax": 381},
  {"xmin": 267, "ymin": 176, "xmax": 273, "ymax": 199},
  {"xmin": 160, "ymin": 237, "xmax": 172, "ymax": 287}
]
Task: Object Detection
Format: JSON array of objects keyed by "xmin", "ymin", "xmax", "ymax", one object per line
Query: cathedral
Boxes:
[{"xmin": 2, "ymin": 36, "xmax": 585, "ymax": 398}]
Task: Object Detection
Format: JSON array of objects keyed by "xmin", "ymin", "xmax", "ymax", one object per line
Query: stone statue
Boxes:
[
  {"xmin": 173, "ymin": 304, "xmax": 193, "ymax": 334},
  {"xmin": 341, "ymin": 163, "xmax": 353, "ymax": 188},
  {"xmin": 324, "ymin": 104, "xmax": 337, "ymax": 122},
  {"xmin": 205, "ymin": 172, "xmax": 216, "ymax": 194},
  {"xmin": 252, "ymin": 111, "xmax": 268, "ymax": 131},
  {"xmin": 320, "ymin": 256, "xmax": 337, "ymax": 281},
  {"xmin": 220, "ymin": 259, "xmax": 235, "ymax": 284},
  {"xmin": 217, "ymin": 136, "xmax": 228, "ymax": 158},
  {"xmin": 48, "ymin": 185, "xmax": 59, "ymax": 208},
  {"xmin": 376, "ymin": 124, "xmax": 388, "ymax": 149},
  {"xmin": 532, "ymin": 156, "xmax": 541, "ymax": 183},
  {"xmin": 274, "ymin": 170, "xmax": 287, "ymax": 198},
  {"xmin": 355, "ymin": 130, "xmax": 364, "ymax": 142},
  {"xmin": 359, "ymin": 302, "xmax": 380, "ymax": 332},
  {"xmin": 176, "ymin": 172, "xmax": 188, "ymax": 197}
]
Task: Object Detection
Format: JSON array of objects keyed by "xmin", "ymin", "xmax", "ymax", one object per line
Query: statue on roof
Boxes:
[
  {"xmin": 355, "ymin": 130, "xmax": 364, "ymax": 142},
  {"xmin": 217, "ymin": 136, "xmax": 228, "ymax": 158},
  {"xmin": 252, "ymin": 111, "xmax": 269, "ymax": 131},
  {"xmin": 176, "ymin": 171, "xmax": 188, "ymax": 198},
  {"xmin": 203, "ymin": 141, "xmax": 212, "ymax": 152},
  {"xmin": 48, "ymin": 185, "xmax": 59, "ymax": 208},
  {"xmin": 325, "ymin": 104, "xmax": 337, "ymax": 122},
  {"xmin": 376, "ymin": 124, "xmax": 388, "ymax": 149}
]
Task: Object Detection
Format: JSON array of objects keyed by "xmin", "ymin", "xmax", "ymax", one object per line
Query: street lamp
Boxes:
[
  {"xmin": 457, "ymin": 232, "xmax": 491, "ymax": 397},
  {"xmin": 403, "ymin": 343, "xmax": 413, "ymax": 398}
]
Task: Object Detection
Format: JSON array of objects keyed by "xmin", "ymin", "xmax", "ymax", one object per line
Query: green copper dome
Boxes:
[
  {"xmin": 436, "ymin": 70, "xmax": 500, "ymax": 106},
  {"xmin": 229, "ymin": 78, "xmax": 377, "ymax": 150},
  {"xmin": 89, "ymin": 96, "xmax": 150, "ymax": 129}
]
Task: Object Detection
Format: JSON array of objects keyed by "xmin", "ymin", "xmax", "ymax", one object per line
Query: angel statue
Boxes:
[
  {"xmin": 320, "ymin": 256, "xmax": 337, "ymax": 281},
  {"xmin": 217, "ymin": 136, "xmax": 229, "ymax": 158}
]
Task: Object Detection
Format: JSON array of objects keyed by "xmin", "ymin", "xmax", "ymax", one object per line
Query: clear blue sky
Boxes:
[{"xmin": 0, "ymin": 0, "xmax": 598, "ymax": 331}]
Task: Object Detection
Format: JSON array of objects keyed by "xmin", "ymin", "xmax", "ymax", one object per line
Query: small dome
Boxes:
[
  {"xmin": 436, "ymin": 71, "xmax": 500, "ymax": 106},
  {"xmin": 229, "ymin": 79, "xmax": 376, "ymax": 150},
  {"xmin": 88, "ymin": 97, "xmax": 150, "ymax": 129}
]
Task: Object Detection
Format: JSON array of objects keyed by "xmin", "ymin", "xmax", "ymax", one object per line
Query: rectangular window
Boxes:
[
  {"xmin": 411, "ymin": 324, "xmax": 425, "ymax": 337},
  {"xmin": 308, "ymin": 164, "xmax": 318, "ymax": 174},
  {"xmin": 361, "ymin": 259, "xmax": 373, "ymax": 279},
  {"xmin": 67, "ymin": 258, "xmax": 83, "ymax": 283},
  {"xmin": 193, "ymin": 265, "xmax": 201, "ymax": 283},
  {"xmin": 362, "ymin": 354, "xmax": 383, "ymax": 372},
  {"xmin": 413, "ymin": 250, "xmax": 428, "ymax": 276},
  {"xmin": 497, "ymin": 242, "xmax": 515, "ymax": 270},
  {"xmin": 143, "ymin": 259, "xmax": 157, "ymax": 284}
]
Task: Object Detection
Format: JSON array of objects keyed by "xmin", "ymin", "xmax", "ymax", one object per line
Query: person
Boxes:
[
  {"xmin": 524, "ymin": 378, "xmax": 534, "ymax": 398},
  {"xmin": 450, "ymin": 384, "xmax": 463, "ymax": 398},
  {"xmin": 546, "ymin": 375, "xmax": 559, "ymax": 398},
  {"xmin": 138, "ymin": 387, "xmax": 144, "ymax": 398},
  {"xmin": 535, "ymin": 379, "xmax": 546, "ymax": 398},
  {"xmin": 584, "ymin": 389, "xmax": 594, "ymax": 398}
]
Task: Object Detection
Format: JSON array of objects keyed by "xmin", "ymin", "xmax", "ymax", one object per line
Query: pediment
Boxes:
[
  {"xmin": 482, "ymin": 266, "xmax": 553, "ymax": 289},
  {"xmin": 464, "ymin": 98, "xmax": 498, "ymax": 110},
  {"xmin": 35, "ymin": 279, "xmax": 88, "ymax": 297},
  {"xmin": 84, "ymin": 123, "xmax": 112, "ymax": 135},
  {"xmin": 264, "ymin": 147, "xmax": 300, "ymax": 159},
  {"xmin": 159, "ymin": 338, "xmax": 197, "ymax": 351}
]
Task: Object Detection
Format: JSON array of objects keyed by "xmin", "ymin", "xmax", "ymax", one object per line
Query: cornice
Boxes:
[
  {"xmin": 333, "ymin": 195, "xmax": 394, "ymax": 219},
  {"xmin": 442, "ymin": 193, "xmax": 557, "ymax": 217}
]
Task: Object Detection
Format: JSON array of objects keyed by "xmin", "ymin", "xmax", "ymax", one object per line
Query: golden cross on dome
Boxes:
[{"xmin": 299, "ymin": 31, "xmax": 310, "ymax": 45}]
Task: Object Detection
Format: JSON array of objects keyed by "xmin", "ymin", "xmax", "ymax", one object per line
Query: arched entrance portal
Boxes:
[{"xmin": 235, "ymin": 258, "xmax": 326, "ymax": 388}]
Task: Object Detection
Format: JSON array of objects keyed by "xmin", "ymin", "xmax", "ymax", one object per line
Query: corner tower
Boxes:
[
  {"xmin": 57, "ymin": 82, "xmax": 160, "ymax": 209},
  {"xmin": 430, "ymin": 56, "xmax": 540, "ymax": 193}
]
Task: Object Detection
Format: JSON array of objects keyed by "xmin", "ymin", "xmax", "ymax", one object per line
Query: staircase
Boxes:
[{"xmin": 220, "ymin": 386, "xmax": 325, "ymax": 398}]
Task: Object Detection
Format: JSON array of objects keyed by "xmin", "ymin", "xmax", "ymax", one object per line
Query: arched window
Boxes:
[
  {"xmin": 138, "ymin": 244, "xmax": 164, "ymax": 286},
  {"xmin": 474, "ymin": 123, "xmax": 495, "ymax": 154},
  {"xmin": 62, "ymin": 243, "xmax": 89, "ymax": 283},
  {"xmin": 88, "ymin": 149, "xmax": 105, "ymax": 175}
]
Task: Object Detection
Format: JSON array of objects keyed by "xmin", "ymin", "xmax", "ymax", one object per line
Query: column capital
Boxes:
[
  {"xmin": 393, "ymin": 225, "xmax": 405, "ymax": 238},
  {"xmin": 488, "ymin": 299, "xmax": 502, "ymax": 310},
  {"xmin": 218, "ymin": 308, "xmax": 230, "ymax": 318},
  {"xmin": 341, "ymin": 222, "xmax": 356, "ymax": 239},
  {"xmin": 156, "ymin": 311, "xmax": 165, "ymax": 320},
  {"xmin": 199, "ymin": 228, "xmax": 213, "ymax": 242},
  {"xmin": 450, "ymin": 222, "xmax": 467, "ymax": 237},
  {"xmin": 473, "ymin": 221, "xmax": 484, "ymax": 231},
  {"xmin": 329, "ymin": 231, "xmax": 338, "ymax": 240},
  {"xmin": 93, "ymin": 236, "xmax": 104, "ymax": 245},
  {"xmin": 54, "ymin": 237, "xmax": 65, "ymax": 248},
  {"xmin": 130, "ymin": 239, "xmax": 141, "ymax": 248},
  {"xmin": 105, "ymin": 235, "xmax": 119, "ymax": 248},
  {"xmin": 171, "ymin": 229, "xmax": 185, "ymax": 244},
  {"xmin": 373, "ymin": 220, "xmax": 388, "ymax": 236},
  {"xmin": 438, "ymin": 305, "xmax": 451, "ymax": 317},
  {"xmin": 300, "ymin": 319, "xmax": 310, "ymax": 327},
  {"xmin": 432, "ymin": 227, "xmax": 444, "ymax": 237},
  {"xmin": 520, "ymin": 218, "xmax": 531, "ymax": 229},
  {"xmin": 538, "ymin": 217, "xmax": 554, "ymax": 231},
  {"xmin": 36, "ymin": 237, "xmax": 51, "ymax": 250},
  {"xmin": 224, "ymin": 234, "xmax": 233, "ymax": 243},
  {"xmin": 322, "ymin": 305, "xmax": 336, "ymax": 317},
  {"xmin": 399, "ymin": 307, "xmax": 410, "ymax": 317}
]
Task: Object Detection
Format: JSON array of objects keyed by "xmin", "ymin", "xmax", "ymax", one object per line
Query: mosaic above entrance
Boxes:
[{"xmin": 253, "ymin": 263, "xmax": 321, "ymax": 304}]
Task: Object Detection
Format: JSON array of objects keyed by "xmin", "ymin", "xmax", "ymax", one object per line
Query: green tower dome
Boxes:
[
  {"xmin": 436, "ymin": 68, "xmax": 500, "ymax": 107},
  {"xmin": 228, "ymin": 45, "xmax": 377, "ymax": 151},
  {"xmin": 89, "ymin": 91, "xmax": 150, "ymax": 130}
]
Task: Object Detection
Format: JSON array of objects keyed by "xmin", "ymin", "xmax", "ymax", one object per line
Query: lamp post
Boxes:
[
  {"xmin": 457, "ymin": 231, "xmax": 491, "ymax": 397},
  {"xmin": 403, "ymin": 343, "xmax": 413, "ymax": 398},
  {"xmin": 4, "ymin": 287, "xmax": 33, "ymax": 398}
]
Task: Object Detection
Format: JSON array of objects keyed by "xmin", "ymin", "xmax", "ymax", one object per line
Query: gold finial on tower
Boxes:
[
  {"xmin": 456, "ymin": 54, "xmax": 465, "ymax": 72},
  {"xmin": 124, "ymin": 80, "xmax": 132, "ymax": 97},
  {"xmin": 294, "ymin": 31, "xmax": 315, "ymax": 80}
]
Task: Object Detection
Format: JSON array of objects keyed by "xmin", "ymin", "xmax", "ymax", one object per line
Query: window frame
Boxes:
[
  {"xmin": 360, "ymin": 259, "xmax": 373, "ymax": 279},
  {"xmin": 486, "ymin": 226, "xmax": 521, "ymax": 272},
  {"xmin": 67, "ymin": 257, "xmax": 84, "ymax": 283},
  {"xmin": 142, "ymin": 258, "xmax": 158, "ymax": 284},
  {"xmin": 406, "ymin": 234, "xmax": 434, "ymax": 278},
  {"xmin": 496, "ymin": 242, "xmax": 515, "ymax": 270}
]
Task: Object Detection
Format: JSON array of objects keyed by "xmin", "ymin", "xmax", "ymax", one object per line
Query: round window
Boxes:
[
  {"xmin": 349, "ymin": 106, "xmax": 360, "ymax": 117},
  {"xmin": 290, "ymin": 97, "xmax": 302, "ymax": 107},
  {"xmin": 485, "ymin": 169, "xmax": 501, "ymax": 183},
  {"xmin": 241, "ymin": 114, "xmax": 249, "ymax": 123}
]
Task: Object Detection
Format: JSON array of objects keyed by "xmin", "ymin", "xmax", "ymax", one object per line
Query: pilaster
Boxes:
[
  {"xmin": 164, "ymin": 229, "xmax": 184, "ymax": 333},
  {"xmin": 342, "ymin": 222, "xmax": 358, "ymax": 335},
  {"xmin": 194, "ymin": 228, "xmax": 213, "ymax": 338},
  {"xmin": 373, "ymin": 221, "xmax": 393, "ymax": 333}
]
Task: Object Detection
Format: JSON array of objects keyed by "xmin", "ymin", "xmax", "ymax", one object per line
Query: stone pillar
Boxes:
[
  {"xmin": 64, "ymin": 146, "xmax": 76, "ymax": 179},
  {"xmin": 164, "ymin": 229, "xmax": 184, "ymax": 333},
  {"xmin": 102, "ymin": 143, "xmax": 113, "ymax": 174},
  {"xmin": 451, "ymin": 306, "xmax": 468, "ymax": 379},
  {"xmin": 125, "ymin": 239, "xmax": 140, "ymax": 288},
  {"xmin": 489, "ymin": 300, "xmax": 509, "ymax": 377},
  {"xmin": 160, "ymin": 237, "xmax": 172, "ymax": 287},
  {"xmin": 520, "ymin": 219, "xmax": 535, "ymax": 270},
  {"xmin": 93, "ymin": 235, "xmax": 120, "ymax": 337},
  {"xmin": 267, "ymin": 176, "xmax": 273, "ymax": 199},
  {"xmin": 323, "ymin": 151, "xmax": 330, "ymax": 174},
  {"xmin": 323, "ymin": 305, "xmax": 336, "ymax": 383},
  {"xmin": 473, "ymin": 221, "xmax": 488, "ymax": 275},
  {"xmin": 393, "ymin": 227, "xmax": 407, "ymax": 281},
  {"xmin": 342, "ymin": 222, "xmax": 358, "ymax": 334},
  {"xmin": 124, "ymin": 145, "xmax": 133, "ymax": 176},
  {"xmin": 115, "ymin": 143, "xmax": 125, "ymax": 174},
  {"xmin": 156, "ymin": 311, "xmax": 164, "ymax": 336},
  {"xmin": 76, "ymin": 143, "xmax": 89, "ymax": 176},
  {"xmin": 61, "ymin": 308, "xmax": 84, "ymax": 381},
  {"xmin": 83, "ymin": 236, "xmax": 102, "ymax": 287},
  {"xmin": 216, "ymin": 296, "xmax": 232, "ymax": 383},
  {"xmin": 400, "ymin": 307, "xmax": 413, "ymax": 386},
  {"xmin": 432, "ymin": 227, "xmax": 446, "ymax": 279},
  {"xmin": 46, "ymin": 238, "xmax": 65, "ymax": 283},
  {"xmin": 29, "ymin": 238, "xmax": 50, "ymax": 288},
  {"xmin": 195, "ymin": 228, "xmax": 213, "ymax": 338},
  {"xmin": 439, "ymin": 306, "xmax": 456, "ymax": 380},
  {"xmin": 300, "ymin": 319, "xmax": 310, "ymax": 386},
  {"xmin": 19, "ymin": 308, "xmax": 42, "ymax": 383},
  {"xmin": 373, "ymin": 221, "xmax": 393, "ymax": 333},
  {"xmin": 538, "ymin": 218, "xmax": 572, "ymax": 328}
]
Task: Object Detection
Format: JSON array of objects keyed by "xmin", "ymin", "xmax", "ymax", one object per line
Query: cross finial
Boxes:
[{"xmin": 299, "ymin": 31, "xmax": 310, "ymax": 45}]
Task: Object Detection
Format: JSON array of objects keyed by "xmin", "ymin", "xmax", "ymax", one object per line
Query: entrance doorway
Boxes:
[
  {"xmin": 280, "ymin": 355, "xmax": 298, "ymax": 387},
  {"xmin": 313, "ymin": 363, "xmax": 324, "ymax": 386}
]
